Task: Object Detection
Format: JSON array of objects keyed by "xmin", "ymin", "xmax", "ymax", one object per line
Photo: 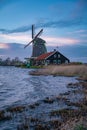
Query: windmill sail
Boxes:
[
  {"xmin": 24, "ymin": 25, "xmax": 47, "ymax": 57},
  {"xmin": 32, "ymin": 25, "xmax": 34, "ymax": 39}
]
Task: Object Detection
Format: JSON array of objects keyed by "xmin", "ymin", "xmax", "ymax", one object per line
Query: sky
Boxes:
[{"xmin": 0, "ymin": 0, "xmax": 87, "ymax": 62}]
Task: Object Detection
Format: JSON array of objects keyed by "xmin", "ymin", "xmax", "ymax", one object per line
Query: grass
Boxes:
[
  {"xmin": 21, "ymin": 64, "xmax": 44, "ymax": 69},
  {"xmin": 30, "ymin": 64, "xmax": 87, "ymax": 80},
  {"xmin": 74, "ymin": 124, "xmax": 87, "ymax": 130},
  {"xmin": 30, "ymin": 65, "xmax": 43, "ymax": 69}
]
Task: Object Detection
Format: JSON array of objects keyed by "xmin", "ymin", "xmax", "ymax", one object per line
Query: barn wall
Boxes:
[{"xmin": 46, "ymin": 51, "xmax": 70, "ymax": 64}]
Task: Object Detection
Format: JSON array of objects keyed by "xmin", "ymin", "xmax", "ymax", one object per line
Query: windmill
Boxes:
[{"xmin": 24, "ymin": 25, "xmax": 47, "ymax": 58}]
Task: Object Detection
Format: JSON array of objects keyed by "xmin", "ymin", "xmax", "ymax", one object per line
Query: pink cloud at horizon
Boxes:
[
  {"xmin": 0, "ymin": 33, "xmax": 80, "ymax": 46},
  {"xmin": 0, "ymin": 43, "xmax": 10, "ymax": 49},
  {"xmin": 43, "ymin": 37, "xmax": 79, "ymax": 46},
  {"xmin": 0, "ymin": 34, "xmax": 31, "ymax": 43}
]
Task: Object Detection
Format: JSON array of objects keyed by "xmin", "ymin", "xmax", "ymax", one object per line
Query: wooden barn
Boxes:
[{"xmin": 35, "ymin": 49, "xmax": 70, "ymax": 65}]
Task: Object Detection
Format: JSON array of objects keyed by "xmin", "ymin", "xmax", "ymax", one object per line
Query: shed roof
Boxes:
[{"xmin": 36, "ymin": 51, "xmax": 55, "ymax": 60}]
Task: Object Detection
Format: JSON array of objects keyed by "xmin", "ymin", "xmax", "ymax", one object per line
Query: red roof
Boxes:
[{"xmin": 36, "ymin": 52, "xmax": 54, "ymax": 60}]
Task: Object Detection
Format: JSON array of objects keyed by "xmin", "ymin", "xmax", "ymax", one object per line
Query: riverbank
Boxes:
[
  {"xmin": 0, "ymin": 78, "xmax": 87, "ymax": 130},
  {"xmin": 29, "ymin": 64, "xmax": 87, "ymax": 129},
  {"xmin": 30, "ymin": 64, "xmax": 87, "ymax": 81},
  {"xmin": 0, "ymin": 66, "xmax": 87, "ymax": 130}
]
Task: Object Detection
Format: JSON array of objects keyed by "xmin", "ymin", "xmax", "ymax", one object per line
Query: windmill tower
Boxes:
[{"xmin": 24, "ymin": 25, "xmax": 47, "ymax": 58}]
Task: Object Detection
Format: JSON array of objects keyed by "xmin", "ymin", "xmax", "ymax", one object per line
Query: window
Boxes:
[
  {"xmin": 58, "ymin": 60, "xmax": 61, "ymax": 64},
  {"xmin": 58, "ymin": 54, "xmax": 60, "ymax": 58},
  {"xmin": 53, "ymin": 60, "xmax": 57, "ymax": 64},
  {"xmin": 54, "ymin": 54, "xmax": 57, "ymax": 58}
]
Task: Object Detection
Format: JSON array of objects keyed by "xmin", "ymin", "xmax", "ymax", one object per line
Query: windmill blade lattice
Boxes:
[
  {"xmin": 24, "ymin": 40, "xmax": 33, "ymax": 48},
  {"xmin": 24, "ymin": 29, "xmax": 43, "ymax": 48}
]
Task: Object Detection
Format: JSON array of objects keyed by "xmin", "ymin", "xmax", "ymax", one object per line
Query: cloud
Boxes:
[
  {"xmin": 0, "ymin": 26, "xmax": 31, "ymax": 34},
  {"xmin": 73, "ymin": 30, "xmax": 87, "ymax": 33},
  {"xmin": 68, "ymin": 29, "xmax": 87, "ymax": 34},
  {"xmin": 80, "ymin": 34, "xmax": 87, "ymax": 37},
  {"xmin": 0, "ymin": 0, "xmax": 87, "ymax": 34},
  {"xmin": 0, "ymin": 18, "xmax": 87, "ymax": 34},
  {"xmin": 0, "ymin": 33, "xmax": 31, "ymax": 43},
  {"xmin": 0, "ymin": 25, "xmax": 31, "ymax": 34},
  {"xmin": 0, "ymin": 33, "xmax": 80, "ymax": 46},
  {"xmin": 38, "ymin": 19, "xmax": 86, "ymax": 28},
  {"xmin": 44, "ymin": 37, "xmax": 79, "ymax": 46},
  {"xmin": 0, "ymin": 43, "xmax": 9, "ymax": 49}
]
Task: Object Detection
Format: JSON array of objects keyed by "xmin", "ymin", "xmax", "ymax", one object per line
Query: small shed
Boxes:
[{"xmin": 36, "ymin": 50, "xmax": 70, "ymax": 65}]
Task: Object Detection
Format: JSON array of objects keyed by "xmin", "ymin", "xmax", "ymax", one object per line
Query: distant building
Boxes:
[{"xmin": 35, "ymin": 50, "xmax": 70, "ymax": 65}]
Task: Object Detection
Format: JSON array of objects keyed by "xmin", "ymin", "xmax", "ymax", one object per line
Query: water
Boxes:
[
  {"xmin": 0, "ymin": 66, "xmax": 79, "ymax": 130},
  {"xmin": 0, "ymin": 66, "xmax": 77, "ymax": 110}
]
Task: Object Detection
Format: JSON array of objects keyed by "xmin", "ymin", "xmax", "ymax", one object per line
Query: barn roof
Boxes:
[{"xmin": 36, "ymin": 51, "xmax": 55, "ymax": 60}]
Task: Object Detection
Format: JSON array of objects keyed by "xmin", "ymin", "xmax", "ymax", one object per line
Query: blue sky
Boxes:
[{"xmin": 0, "ymin": 0, "xmax": 87, "ymax": 61}]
